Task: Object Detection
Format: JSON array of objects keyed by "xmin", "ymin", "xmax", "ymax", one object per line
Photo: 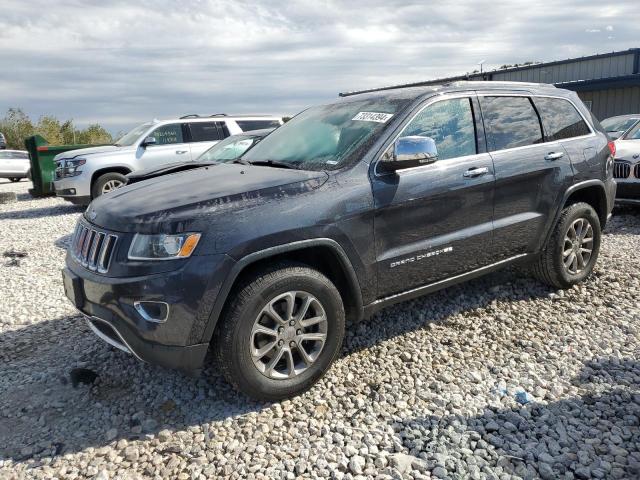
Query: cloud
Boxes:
[{"xmin": 0, "ymin": 0, "xmax": 638, "ymax": 133}]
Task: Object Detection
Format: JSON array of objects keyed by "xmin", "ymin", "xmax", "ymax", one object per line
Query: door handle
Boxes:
[
  {"xmin": 176, "ymin": 150, "xmax": 188, "ymax": 155},
  {"xmin": 463, "ymin": 166, "xmax": 489, "ymax": 178},
  {"xmin": 545, "ymin": 152, "xmax": 564, "ymax": 161}
]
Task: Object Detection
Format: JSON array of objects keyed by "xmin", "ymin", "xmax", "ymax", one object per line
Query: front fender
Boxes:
[{"xmin": 199, "ymin": 238, "xmax": 364, "ymax": 344}]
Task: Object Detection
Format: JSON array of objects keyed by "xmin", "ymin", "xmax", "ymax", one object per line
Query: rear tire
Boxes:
[
  {"xmin": 213, "ymin": 262, "xmax": 345, "ymax": 401},
  {"xmin": 533, "ymin": 202, "xmax": 601, "ymax": 289},
  {"xmin": 92, "ymin": 172, "xmax": 127, "ymax": 199},
  {"xmin": 9, "ymin": 177, "xmax": 21, "ymax": 182}
]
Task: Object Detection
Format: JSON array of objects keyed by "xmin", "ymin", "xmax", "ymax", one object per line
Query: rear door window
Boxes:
[
  {"xmin": 400, "ymin": 97, "xmax": 477, "ymax": 160},
  {"xmin": 150, "ymin": 124, "xmax": 184, "ymax": 145},
  {"xmin": 480, "ymin": 96, "xmax": 544, "ymax": 151},
  {"xmin": 534, "ymin": 97, "xmax": 591, "ymax": 140},
  {"xmin": 188, "ymin": 122, "xmax": 229, "ymax": 142},
  {"xmin": 236, "ymin": 120, "xmax": 281, "ymax": 131}
]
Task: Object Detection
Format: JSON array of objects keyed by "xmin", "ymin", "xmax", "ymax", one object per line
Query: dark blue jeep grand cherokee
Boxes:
[{"xmin": 63, "ymin": 81, "xmax": 616, "ymax": 400}]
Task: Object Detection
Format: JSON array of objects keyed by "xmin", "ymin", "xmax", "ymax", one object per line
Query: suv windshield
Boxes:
[
  {"xmin": 198, "ymin": 134, "xmax": 262, "ymax": 162},
  {"xmin": 115, "ymin": 122, "xmax": 153, "ymax": 147},
  {"xmin": 242, "ymin": 98, "xmax": 410, "ymax": 171}
]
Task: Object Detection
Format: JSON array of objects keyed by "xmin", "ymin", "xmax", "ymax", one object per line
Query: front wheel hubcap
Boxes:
[
  {"xmin": 562, "ymin": 218, "xmax": 593, "ymax": 275},
  {"xmin": 250, "ymin": 291, "xmax": 328, "ymax": 379},
  {"xmin": 102, "ymin": 179, "xmax": 123, "ymax": 194}
]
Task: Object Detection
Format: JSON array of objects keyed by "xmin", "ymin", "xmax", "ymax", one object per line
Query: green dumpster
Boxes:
[{"xmin": 24, "ymin": 135, "xmax": 105, "ymax": 197}]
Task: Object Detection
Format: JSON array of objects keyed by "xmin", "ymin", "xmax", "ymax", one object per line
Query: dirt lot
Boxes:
[{"xmin": 0, "ymin": 179, "xmax": 639, "ymax": 480}]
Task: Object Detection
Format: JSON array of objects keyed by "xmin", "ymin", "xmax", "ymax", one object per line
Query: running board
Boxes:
[{"xmin": 363, "ymin": 253, "xmax": 532, "ymax": 317}]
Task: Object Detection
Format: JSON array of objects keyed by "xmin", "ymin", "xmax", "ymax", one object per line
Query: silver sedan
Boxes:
[{"xmin": 0, "ymin": 150, "xmax": 30, "ymax": 182}]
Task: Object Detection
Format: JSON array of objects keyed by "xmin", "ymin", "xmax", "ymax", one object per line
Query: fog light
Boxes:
[{"xmin": 134, "ymin": 301, "xmax": 169, "ymax": 323}]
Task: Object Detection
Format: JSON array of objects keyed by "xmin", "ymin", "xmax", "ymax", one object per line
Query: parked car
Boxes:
[
  {"xmin": 0, "ymin": 150, "xmax": 30, "ymax": 182},
  {"xmin": 125, "ymin": 129, "xmax": 273, "ymax": 185},
  {"xmin": 601, "ymin": 114, "xmax": 640, "ymax": 140},
  {"xmin": 612, "ymin": 121, "xmax": 640, "ymax": 205},
  {"xmin": 62, "ymin": 81, "xmax": 615, "ymax": 400},
  {"xmin": 0, "ymin": 132, "xmax": 6, "ymax": 149},
  {"xmin": 53, "ymin": 115, "xmax": 283, "ymax": 205}
]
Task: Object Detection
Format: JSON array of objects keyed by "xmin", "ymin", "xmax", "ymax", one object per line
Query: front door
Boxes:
[
  {"xmin": 137, "ymin": 123, "xmax": 192, "ymax": 169},
  {"xmin": 372, "ymin": 95, "xmax": 496, "ymax": 297}
]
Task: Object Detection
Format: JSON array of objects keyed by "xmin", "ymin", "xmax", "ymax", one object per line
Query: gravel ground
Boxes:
[{"xmin": 0, "ymin": 179, "xmax": 639, "ymax": 480}]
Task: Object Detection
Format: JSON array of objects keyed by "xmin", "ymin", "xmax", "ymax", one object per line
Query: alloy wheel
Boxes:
[
  {"xmin": 101, "ymin": 179, "xmax": 124, "ymax": 194},
  {"xmin": 250, "ymin": 291, "xmax": 328, "ymax": 379},
  {"xmin": 562, "ymin": 217, "xmax": 593, "ymax": 275}
]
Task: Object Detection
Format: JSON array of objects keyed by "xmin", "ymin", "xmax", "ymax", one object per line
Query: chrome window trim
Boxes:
[{"xmin": 374, "ymin": 91, "xmax": 597, "ymax": 176}]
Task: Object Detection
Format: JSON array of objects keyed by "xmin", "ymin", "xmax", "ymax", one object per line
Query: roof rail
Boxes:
[
  {"xmin": 340, "ymin": 79, "xmax": 557, "ymax": 97},
  {"xmin": 446, "ymin": 80, "xmax": 557, "ymax": 88},
  {"xmin": 180, "ymin": 114, "xmax": 200, "ymax": 119},
  {"xmin": 209, "ymin": 113, "xmax": 228, "ymax": 117}
]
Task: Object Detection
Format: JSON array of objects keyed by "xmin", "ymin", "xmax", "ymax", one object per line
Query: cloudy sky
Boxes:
[{"xmin": 1, "ymin": 0, "xmax": 638, "ymax": 134}]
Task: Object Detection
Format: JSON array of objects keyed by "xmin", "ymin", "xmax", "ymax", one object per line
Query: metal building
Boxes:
[{"xmin": 344, "ymin": 48, "xmax": 640, "ymax": 121}]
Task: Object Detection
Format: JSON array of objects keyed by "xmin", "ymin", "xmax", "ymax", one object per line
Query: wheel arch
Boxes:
[
  {"xmin": 562, "ymin": 180, "xmax": 608, "ymax": 227},
  {"xmin": 90, "ymin": 166, "xmax": 132, "ymax": 195},
  {"xmin": 200, "ymin": 239, "xmax": 364, "ymax": 344}
]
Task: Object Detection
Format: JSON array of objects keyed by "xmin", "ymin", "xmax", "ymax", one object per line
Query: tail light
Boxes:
[{"xmin": 608, "ymin": 140, "xmax": 616, "ymax": 158}]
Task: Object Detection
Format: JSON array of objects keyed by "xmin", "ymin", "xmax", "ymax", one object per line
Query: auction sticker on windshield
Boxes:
[{"xmin": 352, "ymin": 112, "xmax": 394, "ymax": 123}]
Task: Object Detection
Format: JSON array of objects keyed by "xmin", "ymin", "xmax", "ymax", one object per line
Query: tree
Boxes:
[
  {"xmin": 36, "ymin": 115, "xmax": 63, "ymax": 145},
  {"xmin": 0, "ymin": 108, "xmax": 113, "ymax": 149},
  {"xmin": 77, "ymin": 124, "xmax": 112, "ymax": 145},
  {"xmin": 0, "ymin": 108, "xmax": 35, "ymax": 149}
]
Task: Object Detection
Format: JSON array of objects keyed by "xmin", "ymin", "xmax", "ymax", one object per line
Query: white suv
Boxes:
[{"xmin": 53, "ymin": 114, "xmax": 282, "ymax": 205}]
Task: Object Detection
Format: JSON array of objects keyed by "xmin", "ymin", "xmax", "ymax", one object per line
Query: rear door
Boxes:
[
  {"xmin": 533, "ymin": 95, "xmax": 597, "ymax": 173},
  {"xmin": 479, "ymin": 94, "xmax": 573, "ymax": 258},
  {"xmin": 187, "ymin": 122, "xmax": 230, "ymax": 159},
  {"xmin": 137, "ymin": 123, "xmax": 191, "ymax": 168},
  {"xmin": 372, "ymin": 94, "xmax": 496, "ymax": 296}
]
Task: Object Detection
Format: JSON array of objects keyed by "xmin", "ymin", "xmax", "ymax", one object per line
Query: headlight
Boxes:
[
  {"xmin": 128, "ymin": 233, "xmax": 201, "ymax": 260},
  {"xmin": 56, "ymin": 158, "xmax": 86, "ymax": 178}
]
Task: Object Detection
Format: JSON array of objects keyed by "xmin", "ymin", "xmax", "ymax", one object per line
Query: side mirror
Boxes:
[
  {"xmin": 142, "ymin": 136, "xmax": 157, "ymax": 147},
  {"xmin": 380, "ymin": 136, "xmax": 438, "ymax": 172}
]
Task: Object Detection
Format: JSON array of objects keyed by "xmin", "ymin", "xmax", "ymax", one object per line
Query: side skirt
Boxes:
[{"xmin": 363, "ymin": 253, "xmax": 534, "ymax": 318}]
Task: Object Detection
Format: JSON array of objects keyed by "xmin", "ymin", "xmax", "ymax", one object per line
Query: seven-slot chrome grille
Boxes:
[
  {"xmin": 70, "ymin": 221, "xmax": 118, "ymax": 273},
  {"xmin": 613, "ymin": 161, "xmax": 630, "ymax": 179}
]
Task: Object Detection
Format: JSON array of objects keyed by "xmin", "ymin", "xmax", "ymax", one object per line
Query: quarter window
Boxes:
[
  {"xmin": 534, "ymin": 97, "xmax": 591, "ymax": 140},
  {"xmin": 188, "ymin": 122, "xmax": 228, "ymax": 142},
  {"xmin": 480, "ymin": 97, "xmax": 543, "ymax": 151},
  {"xmin": 400, "ymin": 98, "xmax": 477, "ymax": 161},
  {"xmin": 150, "ymin": 124, "xmax": 183, "ymax": 145}
]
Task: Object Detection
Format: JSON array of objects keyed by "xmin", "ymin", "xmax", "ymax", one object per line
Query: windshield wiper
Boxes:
[
  {"xmin": 246, "ymin": 160, "xmax": 297, "ymax": 169},
  {"xmin": 232, "ymin": 158, "xmax": 250, "ymax": 165}
]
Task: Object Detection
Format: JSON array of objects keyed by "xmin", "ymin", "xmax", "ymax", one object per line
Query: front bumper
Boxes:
[
  {"xmin": 54, "ymin": 174, "xmax": 91, "ymax": 204},
  {"xmin": 63, "ymin": 251, "xmax": 235, "ymax": 372}
]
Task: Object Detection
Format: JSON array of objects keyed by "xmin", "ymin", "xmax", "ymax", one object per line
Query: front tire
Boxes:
[
  {"xmin": 213, "ymin": 263, "xmax": 345, "ymax": 401},
  {"xmin": 533, "ymin": 202, "xmax": 601, "ymax": 289},
  {"xmin": 9, "ymin": 177, "xmax": 21, "ymax": 182},
  {"xmin": 92, "ymin": 172, "xmax": 127, "ymax": 199}
]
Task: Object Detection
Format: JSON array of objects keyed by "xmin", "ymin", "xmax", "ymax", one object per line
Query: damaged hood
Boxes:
[{"xmin": 87, "ymin": 162, "xmax": 329, "ymax": 233}]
